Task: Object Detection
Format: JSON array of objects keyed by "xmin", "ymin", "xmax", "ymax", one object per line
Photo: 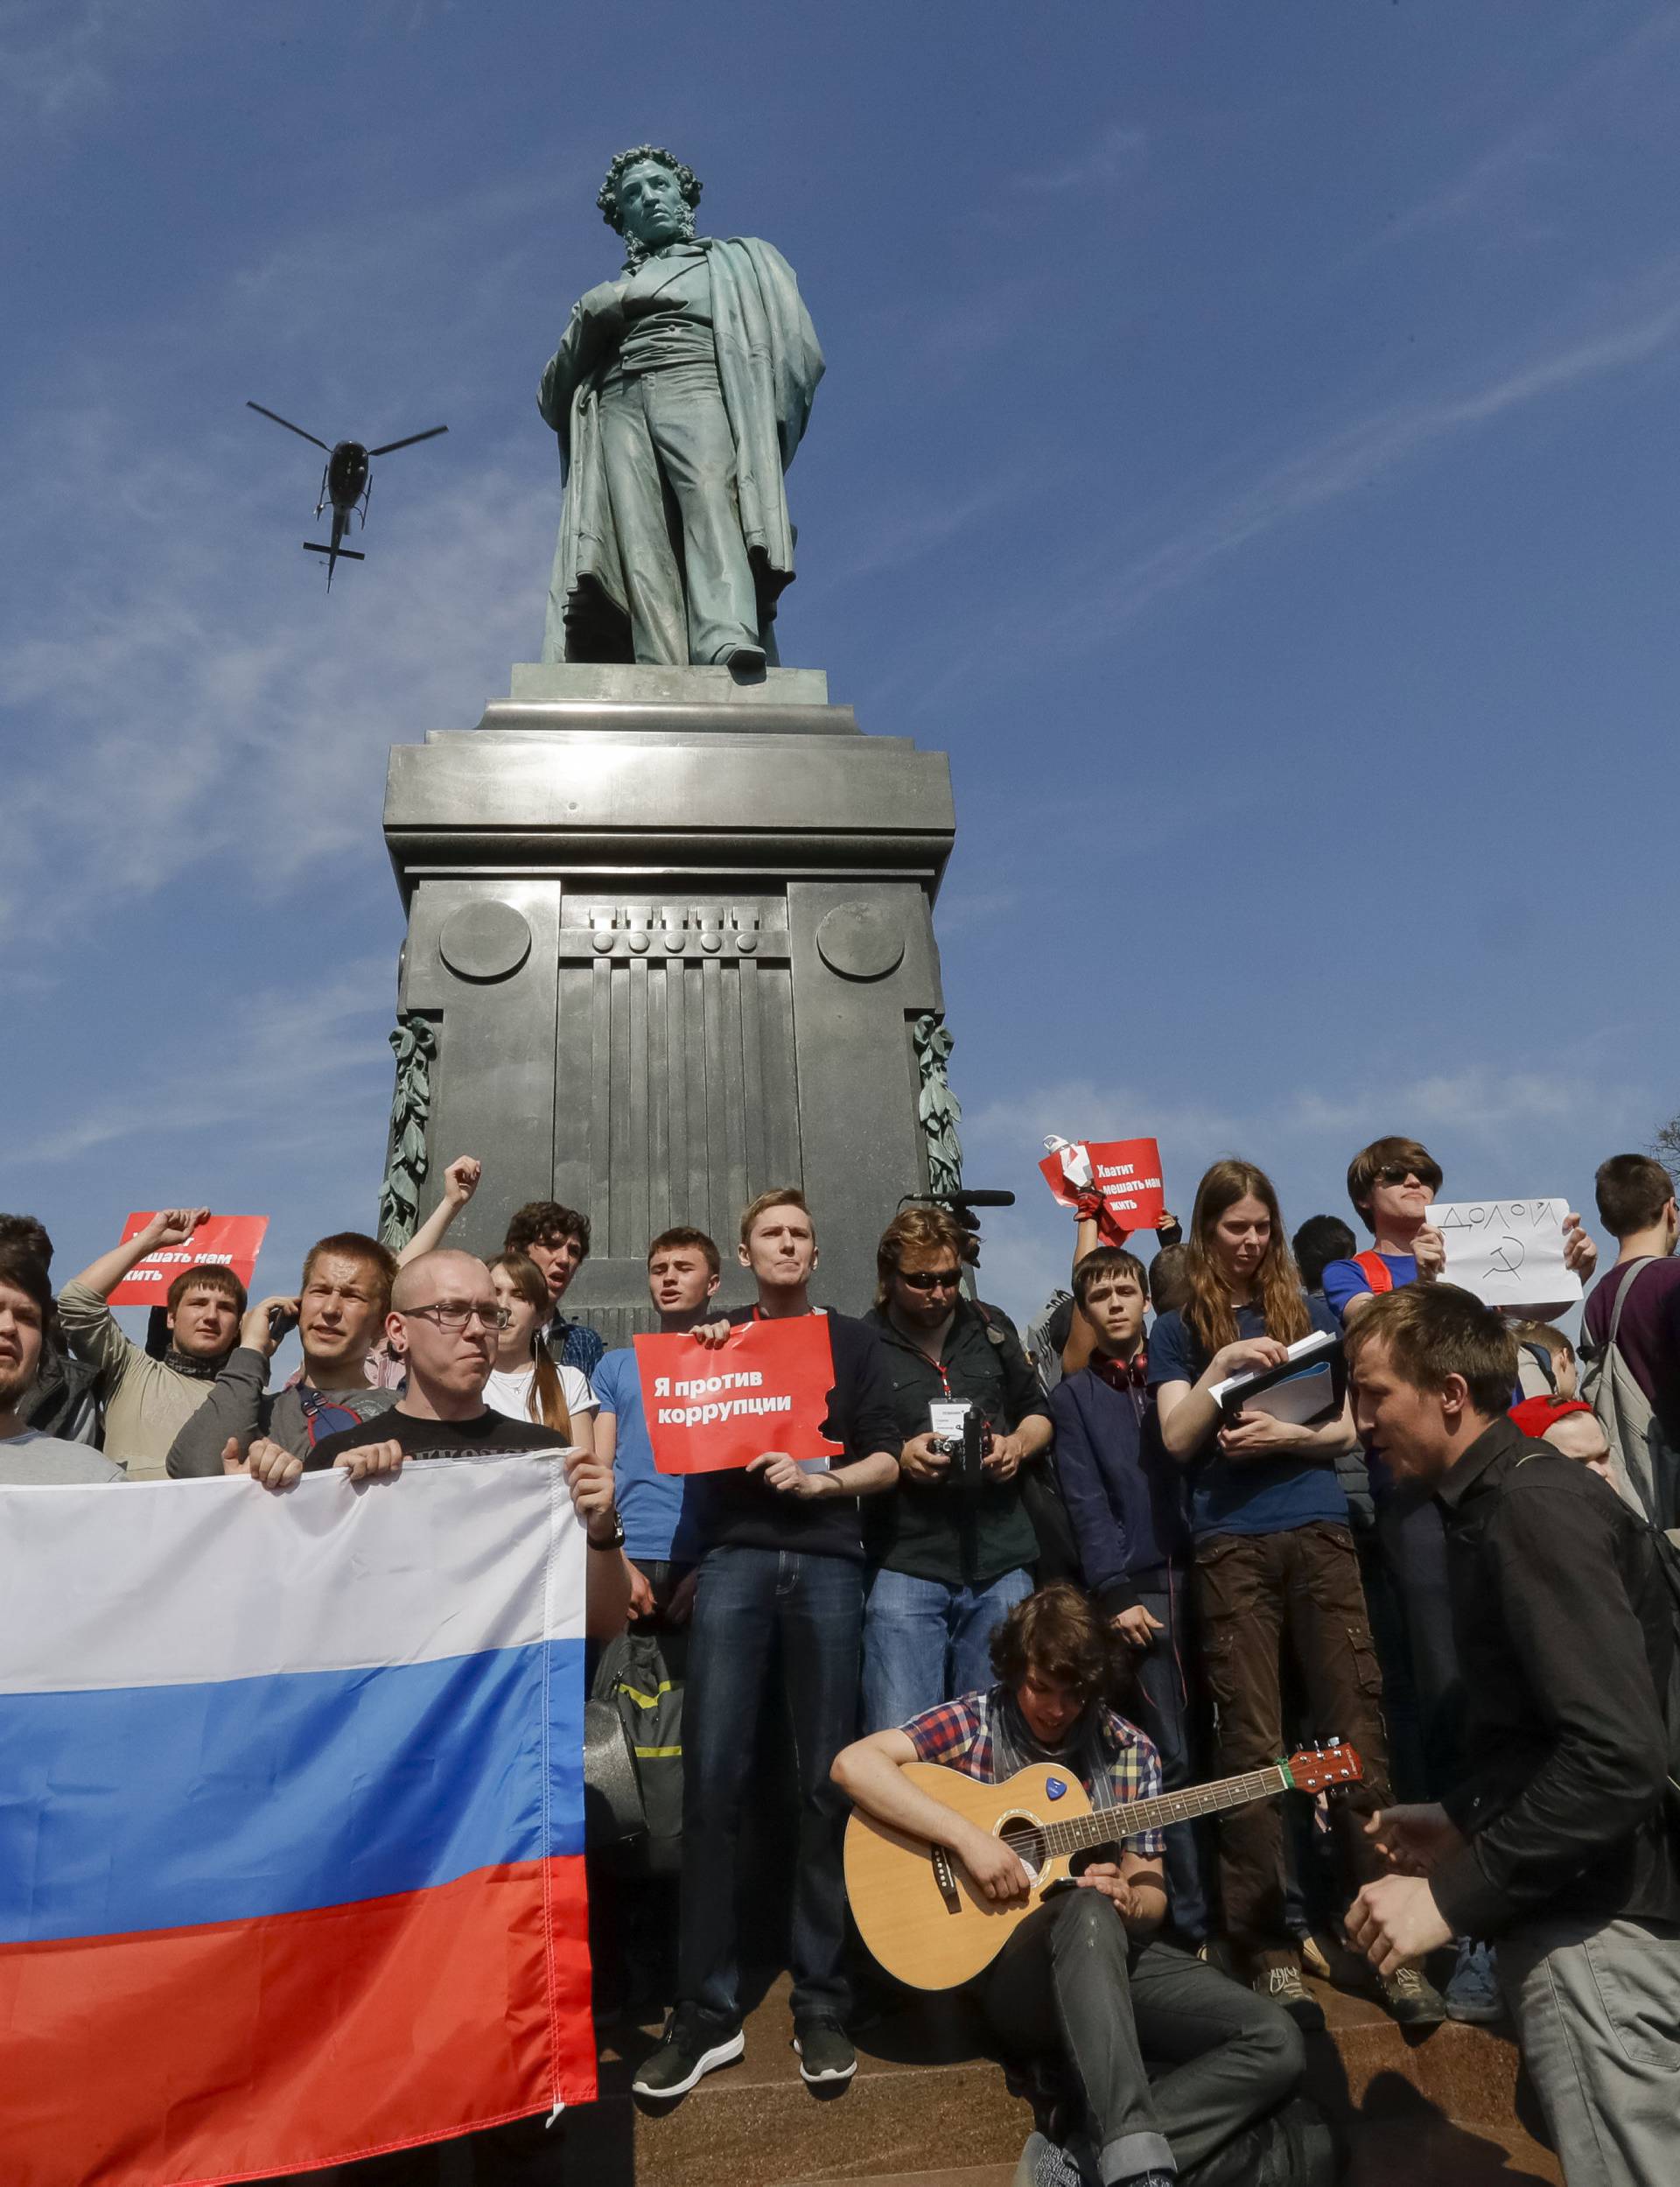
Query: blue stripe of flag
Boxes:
[{"xmin": 0, "ymin": 1638, "xmax": 583, "ymax": 1945}]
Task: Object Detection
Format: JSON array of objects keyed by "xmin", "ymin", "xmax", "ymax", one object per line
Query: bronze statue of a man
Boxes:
[{"xmin": 538, "ymin": 146, "xmax": 824, "ymax": 670}]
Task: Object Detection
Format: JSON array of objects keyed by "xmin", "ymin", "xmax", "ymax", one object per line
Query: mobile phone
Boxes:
[{"xmin": 268, "ymin": 1303, "xmax": 299, "ymax": 1343}]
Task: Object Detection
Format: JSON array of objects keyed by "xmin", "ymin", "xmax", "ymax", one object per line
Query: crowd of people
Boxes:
[{"xmin": 1, "ymin": 1134, "xmax": 1676, "ymax": 2187}]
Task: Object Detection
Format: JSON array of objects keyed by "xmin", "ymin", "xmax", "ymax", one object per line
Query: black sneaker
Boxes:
[
  {"xmin": 1254, "ymin": 1964, "xmax": 1326, "ymax": 2033},
  {"xmin": 1375, "ymin": 1962, "xmax": 1448, "ymax": 2027},
  {"xmin": 631, "ymin": 2004, "xmax": 745, "ymax": 2099},
  {"xmin": 792, "ymin": 2015, "xmax": 857, "ymax": 2085}
]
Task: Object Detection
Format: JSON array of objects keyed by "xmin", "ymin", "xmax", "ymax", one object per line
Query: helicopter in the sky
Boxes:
[{"xmin": 246, "ymin": 402, "xmax": 448, "ymax": 586}]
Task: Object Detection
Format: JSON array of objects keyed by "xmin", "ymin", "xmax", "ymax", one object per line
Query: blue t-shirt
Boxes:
[
  {"xmin": 1147, "ymin": 1298, "xmax": 1348, "ymax": 1539},
  {"xmin": 592, "ymin": 1347, "xmax": 686, "ymax": 1564},
  {"xmin": 1321, "ymin": 1253, "xmax": 1417, "ymax": 1325}
]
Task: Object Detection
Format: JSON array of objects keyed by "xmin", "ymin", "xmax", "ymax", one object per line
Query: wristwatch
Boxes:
[{"xmin": 587, "ymin": 1516, "xmax": 626, "ymax": 1551}]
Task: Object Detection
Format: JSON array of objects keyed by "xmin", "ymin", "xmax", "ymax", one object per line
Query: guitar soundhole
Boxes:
[{"xmin": 998, "ymin": 1815, "xmax": 1046, "ymax": 1883}]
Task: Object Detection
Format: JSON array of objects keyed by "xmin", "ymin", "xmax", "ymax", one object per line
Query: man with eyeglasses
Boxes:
[
  {"xmin": 165, "ymin": 1231, "xmax": 400, "ymax": 1478},
  {"xmin": 860, "ymin": 1204, "xmax": 1053, "ymax": 1735},
  {"xmin": 271, "ymin": 1252, "xmax": 627, "ymax": 1619},
  {"xmin": 250, "ymin": 1248, "xmax": 626, "ymax": 2184}
]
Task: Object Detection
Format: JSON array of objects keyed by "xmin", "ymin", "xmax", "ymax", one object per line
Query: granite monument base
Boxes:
[{"xmin": 380, "ymin": 664, "xmax": 959, "ymax": 1341}]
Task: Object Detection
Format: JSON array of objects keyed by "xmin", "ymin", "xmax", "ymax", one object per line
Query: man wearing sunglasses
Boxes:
[
  {"xmin": 166, "ymin": 1232, "xmax": 400, "ymax": 1478},
  {"xmin": 860, "ymin": 1205, "xmax": 1053, "ymax": 1734}
]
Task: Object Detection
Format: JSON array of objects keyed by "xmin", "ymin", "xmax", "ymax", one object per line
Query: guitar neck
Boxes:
[{"xmin": 1040, "ymin": 1763, "xmax": 1291, "ymax": 1861}]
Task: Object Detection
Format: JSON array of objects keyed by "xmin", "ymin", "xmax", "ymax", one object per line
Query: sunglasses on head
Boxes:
[{"xmin": 899, "ymin": 1268, "xmax": 962, "ymax": 1292}]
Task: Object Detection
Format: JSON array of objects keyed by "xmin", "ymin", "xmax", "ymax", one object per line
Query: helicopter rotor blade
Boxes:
[
  {"xmin": 247, "ymin": 402, "xmax": 331, "ymax": 452},
  {"xmin": 368, "ymin": 425, "xmax": 449, "ymax": 457}
]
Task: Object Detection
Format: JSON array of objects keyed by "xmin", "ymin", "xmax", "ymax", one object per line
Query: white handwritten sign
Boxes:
[{"xmin": 1429, "ymin": 1198, "xmax": 1582, "ymax": 1312}]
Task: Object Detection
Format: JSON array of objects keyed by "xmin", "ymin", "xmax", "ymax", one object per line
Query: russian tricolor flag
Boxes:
[{"xmin": 0, "ymin": 1453, "xmax": 595, "ymax": 2185}]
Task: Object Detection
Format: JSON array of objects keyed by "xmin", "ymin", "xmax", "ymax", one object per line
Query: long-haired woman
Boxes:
[
  {"xmin": 1151, "ymin": 1160, "xmax": 1430, "ymax": 2028},
  {"xmin": 485, "ymin": 1252, "xmax": 598, "ymax": 1455}
]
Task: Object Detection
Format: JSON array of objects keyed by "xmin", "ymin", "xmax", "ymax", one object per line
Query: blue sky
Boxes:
[{"xmin": 4, "ymin": 0, "xmax": 1678, "ymax": 1335}]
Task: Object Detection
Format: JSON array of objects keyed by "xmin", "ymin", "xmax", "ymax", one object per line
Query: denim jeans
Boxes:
[
  {"xmin": 1127, "ymin": 1580, "xmax": 1211, "ymax": 1945},
  {"xmin": 861, "ymin": 1563, "xmax": 1034, "ymax": 1733},
  {"xmin": 678, "ymin": 1544, "xmax": 864, "ymax": 2027}
]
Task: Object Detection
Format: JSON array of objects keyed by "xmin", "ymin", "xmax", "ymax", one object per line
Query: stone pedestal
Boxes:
[{"xmin": 380, "ymin": 665, "xmax": 957, "ymax": 1338}]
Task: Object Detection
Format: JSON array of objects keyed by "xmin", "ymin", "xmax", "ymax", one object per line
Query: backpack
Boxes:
[
  {"xmin": 1352, "ymin": 1251, "xmax": 1394, "ymax": 1295},
  {"xmin": 1578, "ymin": 1258, "xmax": 1680, "ymax": 1534},
  {"xmin": 1516, "ymin": 1445, "xmax": 1680, "ymax": 1828},
  {"xmin": 587, "ymin": 1630, "xmax": 685, "ymax": 1876}
]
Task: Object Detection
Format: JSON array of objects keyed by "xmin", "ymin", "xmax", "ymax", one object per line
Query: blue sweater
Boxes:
[{"xmin": 1049, "ymin": 1367, "xmax": 1189, "ymax": 1611}]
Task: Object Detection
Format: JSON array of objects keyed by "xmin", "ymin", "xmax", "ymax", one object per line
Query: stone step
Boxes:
[
  {"xmin": 785, "ymin": 2172, "xmax": 1016, "ymax": 2187},
  {"xmin": 554, "ymin": 1973, "xmax": 1562, "ymax": 2187}
]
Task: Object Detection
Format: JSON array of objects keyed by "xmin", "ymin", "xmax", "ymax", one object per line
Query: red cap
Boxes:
[{"xmin": 1509, "ymin": 1395, "xmax": 1593, "ymax": 1440}]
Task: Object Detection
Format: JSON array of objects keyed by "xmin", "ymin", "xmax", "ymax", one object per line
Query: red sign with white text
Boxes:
[
  {"xmin": 635, "ymin": 1316, "xmax": 847, "ymax": 1476},
  {"xmin": 107, "ymin": 1214, "xmax": 270, "ymax": 1306},
  {"xmin": 1039, "ymin": 1138, "xmax": 1166, "ymax": 1247}
]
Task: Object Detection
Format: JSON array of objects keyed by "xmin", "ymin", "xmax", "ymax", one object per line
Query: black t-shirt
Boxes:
[
  {"xmin": 680, "ymin": 1307, "xmax": 901, "ymax": 1563},
  {"xmin": 304, "ymin": 1406, "xmax": 563, "ymax": 1471}
]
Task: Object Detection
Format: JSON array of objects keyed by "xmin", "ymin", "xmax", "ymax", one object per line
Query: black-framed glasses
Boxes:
[
  {"xmin": 899, "ymin": 1269, "xmax": 962, "ymax": 1293},
  {"xmin": 396, "ymin": 1303, "xmax": 512, "ymax": 1332}
]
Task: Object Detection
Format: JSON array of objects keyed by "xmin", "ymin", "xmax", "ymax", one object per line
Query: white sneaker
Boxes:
[{"xmin": 1445, "ymin": 1939, "xmax": 1504, "ymax": 2024}]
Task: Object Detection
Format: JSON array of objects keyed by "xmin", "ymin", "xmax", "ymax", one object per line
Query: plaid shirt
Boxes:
[
  {"xmin": 903, "ymin": 1686, "xmax": 1165, "ymax": 1856},
  {"xmin": 546, "ymin": 1312, "xmax": 605, "ymax": 1380}
]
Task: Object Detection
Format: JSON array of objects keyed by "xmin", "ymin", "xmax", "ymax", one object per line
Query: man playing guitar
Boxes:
[{"xmin": 833, "ymin": 1584, "xmax": 1326, "ymax": 2187}]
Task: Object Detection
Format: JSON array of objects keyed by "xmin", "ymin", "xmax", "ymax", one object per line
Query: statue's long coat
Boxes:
[{"xmin": 537, "ymin": 236, "xmax": 823, "ymax": 662}]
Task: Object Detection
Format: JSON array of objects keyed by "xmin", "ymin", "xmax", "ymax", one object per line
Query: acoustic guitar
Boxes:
[{"xmin": 844, "ymin": 1742, "xmax": 1363, "ymax": 1990}]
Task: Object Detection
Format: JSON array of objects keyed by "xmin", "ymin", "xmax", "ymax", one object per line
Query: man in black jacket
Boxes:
[
  {"xmin": 634, "ymin": 1189, "xmax": 900, "ymax": 2104},
  {"xmin": 861, "ymin": 1204, "xmax": 1053, "ymax": 1733},
  {"xmin": 1344, "ymin": 1284, "xmax": 1677, "ymax": 2187}
]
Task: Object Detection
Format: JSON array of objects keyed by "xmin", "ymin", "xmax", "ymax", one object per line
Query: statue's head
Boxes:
[{"xmin": 597, "ymin": 145, "xmax": 702, "ymax": 265}]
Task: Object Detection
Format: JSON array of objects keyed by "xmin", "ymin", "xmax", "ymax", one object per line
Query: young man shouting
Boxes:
[
  {"xmin": 504, "ymin": 1200, "xmax": 605, "ymax": 1377},
  {"xmin": 1345, "ymin": 1284, "xmax": 1678, "ymax": 2187},
  {"xmin": 634, "ymin": 1189, "xmax": 900, "ymax": 2101},
  {"xmin": 58, "ymin": 1208, "xmax": 245, "ymax": 1477},
  {"xmin": 166, "ymin": 1232, "xmax": 399, "ymax": 1476},
  {"xmin": 592, "ymin": 1225, "xmax": 724, "ymax": 1642},
  {"xmin": 833, "ymin": 1585, "xmax": 1309, "ymax": 2187}
]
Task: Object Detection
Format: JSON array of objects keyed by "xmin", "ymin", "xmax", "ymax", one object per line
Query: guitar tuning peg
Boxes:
[{"xmin": 1327, "ymin": 1736, "xmax": 1341, "ymax": 1749}]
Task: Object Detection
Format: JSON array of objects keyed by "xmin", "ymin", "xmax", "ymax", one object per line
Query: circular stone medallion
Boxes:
[
  {"xmin": 438, "ymin": 900, "xmax": 532, "ymax": 983},
  {"xmin": 816, "ymin": 901, "xmax": 905, "ymax": 981}
]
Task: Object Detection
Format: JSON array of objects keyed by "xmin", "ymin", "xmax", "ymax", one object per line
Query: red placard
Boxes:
[
  {"xmin": 1039, "ymin": 1138, "xmax": 1165, "ymax": 1247},
  {"xmin": 635, "ymin": 1316, "xmax": 847, "ymax": 1476},
  {"xmin": 107, "ymin": 1214, "xmax": 270, "ymax": 1306}
]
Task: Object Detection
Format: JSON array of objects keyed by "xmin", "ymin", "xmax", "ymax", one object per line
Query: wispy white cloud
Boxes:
[
  {"xmin": 1013, "ymin": 123, "xmax": 1147, "ymax": 196},
  {"xmin": 1054, "ymin": 270, "xmax": 1680, "ymax": 643},
  {"xmin": 0, "ymin": 0, "xmax": 136, "ymax": 119},
  {"xmin": 5, "ymin": 955, "xmax": 394, "ymax": 1168},
  {"xmin": 1365, "ymin": 11, "xmax": 1680, "ymax": 256},
  {"xmin": 0, "ymin": 400, "xmax": 555, "ymax": 943}
]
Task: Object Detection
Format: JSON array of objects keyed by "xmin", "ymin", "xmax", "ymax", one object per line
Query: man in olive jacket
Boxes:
[
  {"xmin": 861, "ymin": 1206, "xmax": 1053, "ymax": 1732},
  {"xmin": 1344, "ymin": 1283, "xmax": 1677, "ymax": 2187}
]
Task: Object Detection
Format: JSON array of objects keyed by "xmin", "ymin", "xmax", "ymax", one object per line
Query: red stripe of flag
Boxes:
[{"xmin": 0, "ymin": 1855, "xmax": 593, "ymax": 2187}]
